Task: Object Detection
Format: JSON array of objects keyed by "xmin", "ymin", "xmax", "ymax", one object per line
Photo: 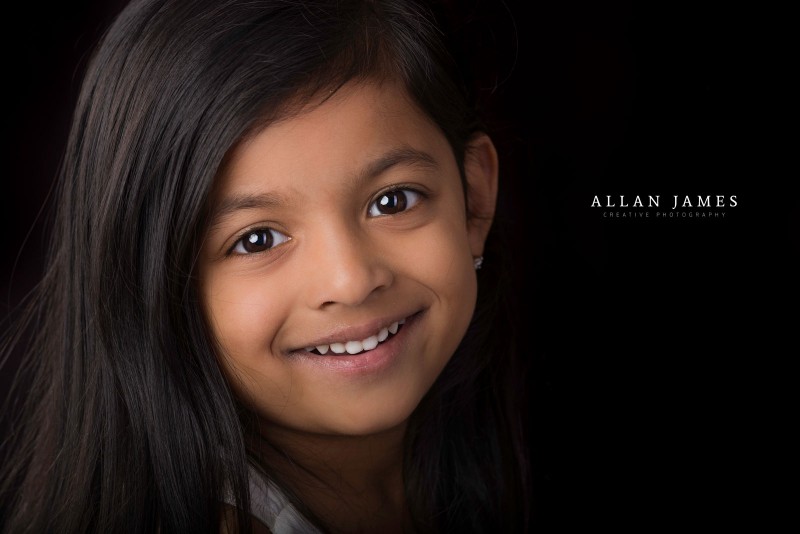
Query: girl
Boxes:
[{"xmin": 0, "ymin": 0, "xmax": 529, "ymax": 532}]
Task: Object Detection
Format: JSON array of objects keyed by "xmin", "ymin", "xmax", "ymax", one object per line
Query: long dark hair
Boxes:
[{"xmin": 0, "ymin": 0, "xmax": 528, "ymax": 532}]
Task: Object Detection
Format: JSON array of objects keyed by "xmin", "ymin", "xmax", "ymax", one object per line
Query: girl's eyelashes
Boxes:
[
  {"xmin": 226, "ymin": 187, "xmax": 423, "ymax": 256},
  {"xmin": 368, "ymin": 187, "xmax": 424, "ymax": 217},
  {"xmin": 229, "ymin": 227, "xmax": 290, "ymax": 255}
]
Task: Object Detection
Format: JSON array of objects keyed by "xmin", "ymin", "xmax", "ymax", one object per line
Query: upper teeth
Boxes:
[{"xmin": 305, "ymin": 319, "xmax": 405, "ymax": 355}]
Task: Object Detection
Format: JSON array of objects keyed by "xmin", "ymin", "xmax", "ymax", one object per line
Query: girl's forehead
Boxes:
[
  {"xmin": 213, "ymin": 81, "xmax": 449, "ymax": 198},
  {"xmin": 243, "ymin": 78, "xmax": 419, "ymax": 143}
]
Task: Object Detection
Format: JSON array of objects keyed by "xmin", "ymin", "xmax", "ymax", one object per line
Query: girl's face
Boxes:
[{"xmin": 198, "ymin": 81, "xmax": 496, "ymax": 436}]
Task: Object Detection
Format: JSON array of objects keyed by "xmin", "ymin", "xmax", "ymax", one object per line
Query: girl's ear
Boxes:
[{"xmin": 464, "ymin": 133, "xmax": 499, "ymax": 257}]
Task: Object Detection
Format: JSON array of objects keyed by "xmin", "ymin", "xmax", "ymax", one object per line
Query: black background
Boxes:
[{"xmin": 0, "ymin": 0, "xmax": 788, "ymax": 531}]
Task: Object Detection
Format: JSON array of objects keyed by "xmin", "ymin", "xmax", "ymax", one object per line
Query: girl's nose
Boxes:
[{"xmin": 303, "ymin": 223, "xmax": 394, "ymax": 310}]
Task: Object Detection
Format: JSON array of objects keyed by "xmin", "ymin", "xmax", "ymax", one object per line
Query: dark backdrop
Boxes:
[{"xmin": 1, "ymin": 0, "xmax": 787, "ymax": 531}]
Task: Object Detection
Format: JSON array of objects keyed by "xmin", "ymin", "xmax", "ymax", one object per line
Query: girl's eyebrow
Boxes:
[
  {"xmin": 209, "ymin": 146, "xmax": 438, "ymax": 227},
  {"xmin": 208, "ymin": 191, "xmax": 287, "ymax": 228},
  {"xmin": 353, "ymin": 146, "xmax": 439, "ymax": 187}
]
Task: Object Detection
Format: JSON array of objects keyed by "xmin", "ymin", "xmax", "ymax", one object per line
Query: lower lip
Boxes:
[{"xmin": 292, "ymin": 312, "xmax": 422, "ymax": 377}]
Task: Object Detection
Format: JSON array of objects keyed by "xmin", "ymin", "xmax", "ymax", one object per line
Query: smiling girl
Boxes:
[{"xmin": 0, "ymin": 1, "xmax": 528, "ymax": 532}]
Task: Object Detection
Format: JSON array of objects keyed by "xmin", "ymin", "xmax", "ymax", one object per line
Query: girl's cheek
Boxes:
[{"xmin": 201, "ymin": 269, "xmax": 283, "ymax": 356}]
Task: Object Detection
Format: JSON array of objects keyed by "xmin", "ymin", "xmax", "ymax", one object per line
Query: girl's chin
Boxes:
[
  {"xmin": 282, "ymin": 393, "xmax": 414, "ymax": 437},
  {"xmin": 327, "ymin": 409, "xmax": 414, "ymax": 437}
]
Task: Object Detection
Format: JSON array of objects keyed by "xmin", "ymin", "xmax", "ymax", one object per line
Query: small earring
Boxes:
[{"xmin": 473, "ymin": 256, "xmax": 484, "ymax": 270}]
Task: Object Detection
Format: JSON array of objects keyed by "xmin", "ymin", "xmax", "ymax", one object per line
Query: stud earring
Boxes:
[{"xmin": 473, "ymin": 256, "xmax": 484, "ymax": 270}]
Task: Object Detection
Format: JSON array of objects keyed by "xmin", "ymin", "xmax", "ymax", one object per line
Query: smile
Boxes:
[{"xmin": 304, "ymin": 318, "xmax": 407, "ymax": 356}]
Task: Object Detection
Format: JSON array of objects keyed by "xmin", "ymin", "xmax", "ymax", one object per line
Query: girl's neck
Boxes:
[{"xmin": 254, "ymin": 420, "xmax": 412, "ymax": 533}]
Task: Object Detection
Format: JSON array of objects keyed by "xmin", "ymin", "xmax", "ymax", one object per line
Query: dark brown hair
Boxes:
[{"xmin": 0, "ymin": 1, "xmax": 527, "ymax": 532}]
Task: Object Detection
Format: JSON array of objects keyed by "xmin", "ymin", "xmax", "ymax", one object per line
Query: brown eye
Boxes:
[
  {"xmin": 369, "ymin": 189, "xmax": 421, "ymax": 216},
  {"xmin": 231, "ymin": 228, "xmax": 290, "ymax": 255}
]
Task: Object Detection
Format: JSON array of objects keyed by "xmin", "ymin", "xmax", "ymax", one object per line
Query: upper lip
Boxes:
[{"xmin": 288, "ymin": 310, "xmax": 420, "ymax": 352}]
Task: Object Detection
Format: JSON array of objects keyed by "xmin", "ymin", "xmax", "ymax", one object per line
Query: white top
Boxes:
[{"xmin": 225, "ymin": 464, "xmax": 322, "ymax": 534}]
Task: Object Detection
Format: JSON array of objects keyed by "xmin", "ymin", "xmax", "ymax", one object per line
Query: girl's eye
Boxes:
[
  {"xmin": 368, "ymin": 188, "xmax": 422, "ymax": 217},
  {"xmin": 230, "ymin": 228, "xmax": 290, "ymax": 255}
]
